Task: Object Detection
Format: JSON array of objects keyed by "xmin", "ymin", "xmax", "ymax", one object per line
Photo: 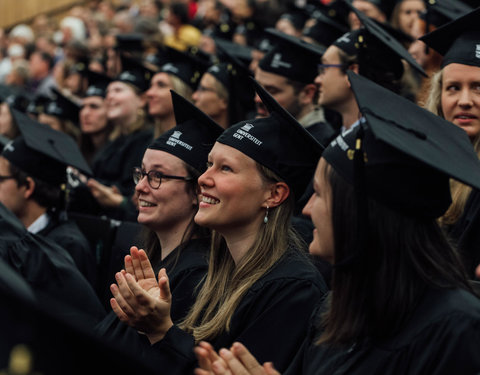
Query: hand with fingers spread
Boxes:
[
  {"xmin": 195, "ymin": 342, "xmax": 280, "ymax": 375},
  {"xmin": 110, "ymin": 246, "xmax": 174, "ymax": 344}
]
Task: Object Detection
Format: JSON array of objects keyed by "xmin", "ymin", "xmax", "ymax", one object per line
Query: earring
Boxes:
[{"xmin": 264, "ymin": 206, "xmax": 269, "ymax": 224}]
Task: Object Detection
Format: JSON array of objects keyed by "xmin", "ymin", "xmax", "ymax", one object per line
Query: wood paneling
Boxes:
[{"xmin": 0, "ymin": 0, "xmax": 83, "ymax": 29}]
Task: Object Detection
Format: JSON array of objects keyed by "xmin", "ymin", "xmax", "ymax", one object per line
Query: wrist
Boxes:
[{"xmin": 147, "ymin": 319, "xmax": 174, "ymax": 345}]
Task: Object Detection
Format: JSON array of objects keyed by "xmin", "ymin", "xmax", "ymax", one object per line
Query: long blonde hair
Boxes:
[
  {"xmin": 179, "ymin": 164, "xmax": 304, "ymax": 342},
  {"xmin": 425, "ymin": 69, "xmax": 480, "ymax": 226}
]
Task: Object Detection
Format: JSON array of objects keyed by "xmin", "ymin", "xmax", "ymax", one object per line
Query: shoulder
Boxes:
[{"xmin": 249, "ymin": 249, "xmax": 327, "ymax": 295}]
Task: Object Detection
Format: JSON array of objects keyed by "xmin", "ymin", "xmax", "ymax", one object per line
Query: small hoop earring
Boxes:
[{"xmin": 264, "ymin": 205, "xmax": 269, "ymax": 224}]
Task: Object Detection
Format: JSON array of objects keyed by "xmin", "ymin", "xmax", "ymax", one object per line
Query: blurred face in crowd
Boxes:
[
  {"xmin": 146, "ymin": 72, "xmax": 175, "ymax": 119},
  {"xmin": 0, "ymin": 157, "xmax": 26, "ymax": 218},
  {"xmin": 80, "ymin": 96, "xmax": 108, "ymax": 134},
  {"xmin": 192, "ymin": 73, "xmax": 228, "ymax": 127},
  {"xmin": 135, "ymin": 149, "xmax": 196, "ymax": 232},
  {"xmin": 254, "ymin": 68, "xmax": 301, "ymax": 118},
  {"xmin": 396, "ymin": 0, "xmax": 425, "ymax": 37},
  {"xmin": 275, "ymin": 18, "xmax": 301, "ymax": 38},
  {"xmin": 29, "ymin": 52, "xmax": 49, "ymax": 80},
  {"xmin": 195, "ymin": 142, "xmax": 271, "ymax": 235},
  {"xmin": 441, "ymin": 63, "xmax": 480, "ymax": 141},
  {"xmin": 106, "ymin": 81, "xmax": 144, "ymax": 122},
  {"xmin": 38, "ymin": 113, "xmax": 62, "ymax": 132},
  {"xmin": 315, "ymin": 45, "xmax": 352, "ymax": 113},
  {"xmin": 302, "ymin": 158, "xmax": 334, "ymax": 263},
  {"xmin": 0, "ymin": 103, "xmax": 15, "ymax": 138},
  {"xmin": 349, "ymin": 0, "xmax": 386, "ymax": 30}
]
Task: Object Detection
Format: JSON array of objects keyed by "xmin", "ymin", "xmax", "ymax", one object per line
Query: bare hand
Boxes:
[
  {"xmin": 124, "ymin": 246, "xmax": 160, "ymax": 299},
  {"xmin": 87, "ymin": 178, "xmax": 124, "ymax": 208},
  {"xmin": 110, "ymin": 265, "xmax": 173, "ymax": 344}
]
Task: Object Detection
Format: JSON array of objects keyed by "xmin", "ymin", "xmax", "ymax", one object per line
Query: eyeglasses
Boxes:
[
  {"xmin": 0, "ymin": 174, "xmax": 15, "ymax": 183},
  {"xmin": 195, "ymin": 85, "xmax": 217, "ymax": 94},
  {"xmin": 317, "ymin": 63, "xmax": 346, "ymax": 75},
  {"xmin": 132, "ymin": 167, "xmax": 192, "ymax": 189}
]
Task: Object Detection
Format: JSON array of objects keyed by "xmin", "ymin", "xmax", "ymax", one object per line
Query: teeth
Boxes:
[
  {"xmin": 202, "ymin": 195, "xmax": 220, "ymax": 204},
  {"xmin": 139, "ymin": 201, "xmax": 155, "ymax": 207}
]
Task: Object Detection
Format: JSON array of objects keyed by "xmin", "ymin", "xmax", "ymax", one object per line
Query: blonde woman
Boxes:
[
  {"xmin": 422, "ymin": 7, "xmax": 480, "ymax": 278},
  {"xmin": 109, "ymin": 80, "xmax": 327, "ymax": 372}
]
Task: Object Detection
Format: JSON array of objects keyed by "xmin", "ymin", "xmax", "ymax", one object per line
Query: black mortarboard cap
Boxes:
[
  {"xmin": 0, "ymin": 86, "xmax": 32, "ymax": 113},
  {"xmin": 334, "ymin": 3, "xmax": 427, "ymax": 78},
  {"xmin": 353, "ymin": 0, "xmax": 395, "ymax": 19},
  {"xmin": 302, "ymin": 9, "xmax": 349, "ymax": 48},
  {"xmin": 259, "ymin": 28, "xmax": 324, "ymax": 84},
  {"xmin": 83, "ymin": 69, "xmax": 112, "ymax": 98},
  {"xmin": 116, "ymin": 54, "xmax": 154, "ymax": 92},
  {"xmin": 210, "ymin": 41, "xmax": 256, "ymax": 125},
  {"xmin": 160, "ymin": 47, "xmax": 211, "ymax": 90},
  {"xmin": 420, "ymin": 0, "xmax": 472, "ymax": 28},
  {"xmin": 216, "ymin": 77, "xmax": 324, "ymax": 200},
  {"xmin": 214, "ymin": 38, "xmax": 254, "ymax": 67},
  {"xmin": 114, "ymin": 33, "xmax": 146, "ymax": 54},
  {"xmin": 26, "ymin": 94, "xmax": 50, "ymax": 117},
  {"xmin": 2, "ymin": 109, "xmax": 92, "ymax": 185},
  {"xmin": 43, "ymin": 88, "xmax": 81, "ymax": 124},
  {"xmin": 148, "ymin": 91, "xmax": 223, "ymax": 173},
  {"xmin": 420, "ymin": 6, "xmax": 480, "ymax": 68},
  {"xmin": 323, "ymin": 71, "xmax": 480, "ymax": 218}
]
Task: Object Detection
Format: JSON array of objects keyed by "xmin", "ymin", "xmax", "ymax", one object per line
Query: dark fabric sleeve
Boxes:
[
  {"xmin": 169, "ymin": 266, "xmax": 206, "ymax": 323},
  {"xmin": 225, "ymin": 278, "xmax": 324, "ymax": 372}
]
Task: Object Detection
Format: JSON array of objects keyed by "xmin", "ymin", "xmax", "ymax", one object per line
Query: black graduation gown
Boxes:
[
  {"xmin": 95, "ymin": 238, "xmax": 210, "ymax": 354},
  {"xmin": 305, "ymin": 121, "xmax": 337, "ymax": 149},
  {"xmin": 38, "ymin": 213, "xmax": 97, "ymax": 287},
  {"xmin": 446, "ymin": 188, "xmax": 480, "ymax": 279},
  {"xmin": 0, "ymin": 203, "xmax": 106, "ymax": 328},
  {"xmin": 143, "ymin": 249, "xmax": 327, "ymax": 374},
  {"xmin": 286, "ymin": 288, "xmax": 480, "ymax": 375}
]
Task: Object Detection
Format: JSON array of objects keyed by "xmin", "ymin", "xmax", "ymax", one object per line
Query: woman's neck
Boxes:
[
  {"xmin": 113, "ymin": 112, "xmax": 138, "ymax": 135},
  {"xmin": 222, "ymin": 218, "xmax": 263, "ymax": 265},
  {"xmin": 155, "ymin": 218, "xmax": 192, "ymax": 260}
]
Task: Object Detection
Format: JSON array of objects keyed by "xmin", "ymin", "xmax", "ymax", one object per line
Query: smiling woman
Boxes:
[
  {"xmin": 423, "ymin": 8, "xmax": 480, "ymax": 278},
  {"xmin": 108, "ymin": 80, "xmax": 327, "ymax": 373}
]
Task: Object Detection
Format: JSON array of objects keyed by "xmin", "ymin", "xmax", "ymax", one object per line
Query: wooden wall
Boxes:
[{"xmin": 0, "ymin": 0, "xmax": 83, "ymax": 29}]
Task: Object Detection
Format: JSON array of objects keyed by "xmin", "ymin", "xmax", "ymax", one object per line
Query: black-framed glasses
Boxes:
[
  {"xmin": 317, "ymin": 63, "xmax": 346, "ymax": 75},
  {"xmin": 0, "ymin": 174, "xmax": 15, "ymax": 183},
  {"xmin": 132, "ymin": 167, "xmax": 192, "ymax": 189}
]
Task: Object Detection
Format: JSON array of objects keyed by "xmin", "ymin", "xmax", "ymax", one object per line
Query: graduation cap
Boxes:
[
  {"xmin": 83, "ymin": 69, "xmax": 112, "ymax": 98},
  {"xmin": 352, "ymin": 0, "xmax": 395, "ymax": 19},
  {"xmin": 278, "ymin": 3, "xmax": 310, "ymax": 32},
  {"xmin": 259, "ymin": 28, "xmax": 325, "ymax": 84},
  {"xmin": 214, "ymin": 38, "xmax": 254, "ymax": 67},
  {"xmin": 116, "ymin": 54, "xmax": 154, "ymax": 92},
  {"xmin": 159, "ymin": 47, "xmax": 211, "ymax": 90},
  {"xmin": 0, "ymin": 86, "xmax": 32, "ymax": 113},
  {"xmin": 322, "ymin": 71, "xmax": 480, "ymax": 219},
  {"xmin": 114, "ymin": 33, "xmax": 146, "ymax": 54},
  {"xmin": 148, "ymin": 91, "xmax": 224, "ymax": 173},
  {"xmin": 26, "ymin": 94, "xmax": 50, "ymax": 117},
  {"xmin": 208, "ymin": 41, "xmax": 256, "ymax": 125},
  {"xmin": 334, "ymin": 3, "xmax": 427, "ymax": 78},
  {"xmin": 2, "ymin": 109, "xmax": 92, "ymax": 186},
  {"xmin": 43, "ymin": 88, "xmax": 81, "ymax": 124},
  {"xmin": 420, "ymin": 0, "xmax": 473, "ymax": 29},
  {"xmin": 216, "ymin": 77, "xmax": 324, "ymax": 200},
  {"xmin": 420, "ymin": 6, "xmax": 480, "ymax": 69},
  {"xmin": 302, "ymin": 8, "xmax": 349, "ymax": 48}
]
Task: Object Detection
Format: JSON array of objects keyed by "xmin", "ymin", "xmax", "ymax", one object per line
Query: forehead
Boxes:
[
  {"xmin": 210, "ymin": 142, "xmax": 257, "ymax": 166},
  {"xmin": 255, "ymin": 67, "xmax": 290, "ymax": 88},
  {"xmin": 82, "ymin": 96, "xmax": 104, "ymax": 105},
  {"xmin": 107, "ymin": 80, "xmax": 134, "ymax": 92},
  {"xmin": 142, "ymin": 148, "xmax": 185, "ymax": 171},
  {"xmin": 443, "ymin": 63, "xmax": 480, "ymax": 82},
  {"xmin": 322, "ymin": 45, "xmax": 341, "ymax": 64},
  {"xmin": 201, "ymin": 72, "xmax": 219, "ymax": 87},
  {"xmin": 151, "ymin": 72, "xmax": 172, "ymax": 85},
  {"xmin": 0, "ymin": 156, "xmax": 11, "ymax": 172}
]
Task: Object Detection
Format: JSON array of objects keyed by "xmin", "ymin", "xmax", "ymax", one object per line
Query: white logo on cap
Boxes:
[
  {"xmin": 119, "ymin": 71, "xmax": 136, "ymax": 82},
  {"xmin": 4, "ymin": 140, "xmax": 14, "ymax": 152},
  {"xmin": 476, "ymin": 44, "xmax": 480, "ymax": 59},
  {"xmin": 270, "ymin": 53, "xmax": 292, "ymax": 69},
  {"xmin": 162, "ymin": 63, "xmax": 179, "ymax": 74},
  {"xmin": 336, "ymin": 33, "xmax": 351, "ymax": 44},
  {"xmin": 166, "ymin": 131, "xmax": 193, "ymax": 150},
  {"xmin": 172, "ymin": 131, "xmax": 182, "ymax": 139},
  {"xmin": 233, "ymin": 123, "xmax": 262, "ymax": 146},
  {"xmin": 241, "ymin": 123, "xmax": 254, "ymax": 131}
]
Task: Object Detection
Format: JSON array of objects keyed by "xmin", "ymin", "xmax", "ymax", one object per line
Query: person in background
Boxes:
[{"xmin": 423, "ymin": 7, "xmax": 480, "ymax": 279}]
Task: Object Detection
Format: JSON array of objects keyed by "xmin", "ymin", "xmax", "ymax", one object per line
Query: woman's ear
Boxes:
[{"xmin": 263, "ymin": 182, "xmax": 290, "ymax": 208}]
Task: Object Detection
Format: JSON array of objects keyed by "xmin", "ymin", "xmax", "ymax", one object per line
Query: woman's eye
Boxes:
[
  {"xmin": 221, "ymin": 165, "xmax": 232, "ymax": 172},
  {"xmin": 206, "ymin": 161, "xmax": 213, "ymax": 168}
]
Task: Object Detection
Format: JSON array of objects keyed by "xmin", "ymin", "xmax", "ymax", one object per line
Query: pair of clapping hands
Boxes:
[{"xmin": 110, "ymin": 247, "xmax": 281, "ymax": 374}]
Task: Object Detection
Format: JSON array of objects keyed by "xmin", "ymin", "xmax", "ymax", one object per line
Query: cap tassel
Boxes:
[{"xmin": 334, "ymin": 125, "xmax": 368, "ymax": 269}]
